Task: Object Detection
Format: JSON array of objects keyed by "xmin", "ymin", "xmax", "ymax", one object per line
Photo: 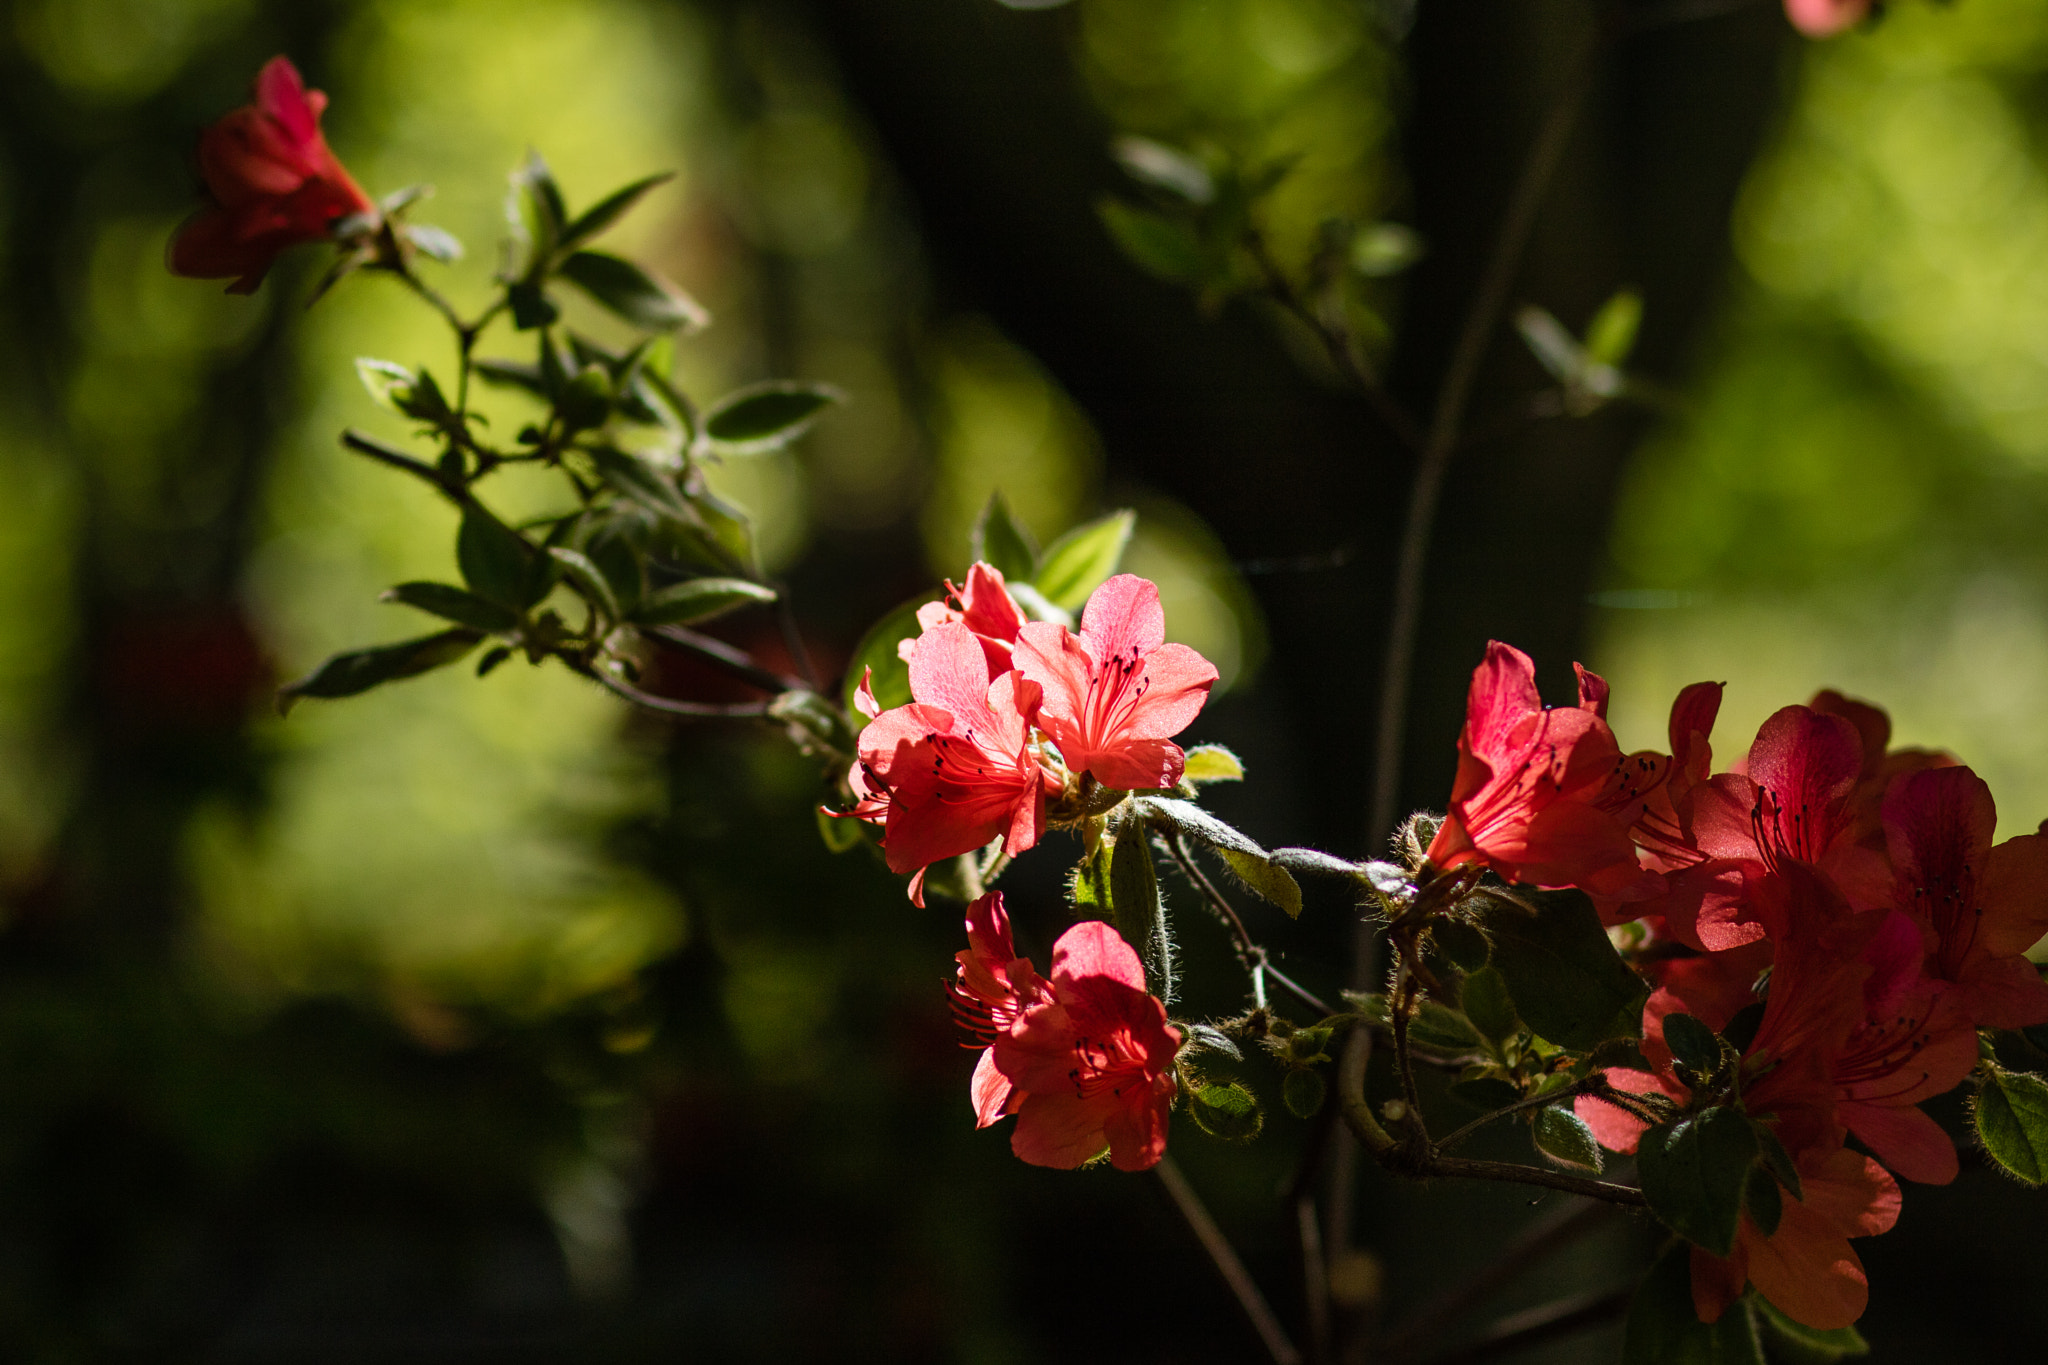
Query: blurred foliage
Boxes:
[{"xmin": 1597, "ymin": 0, "xmax": 2048, "ymax": 838}]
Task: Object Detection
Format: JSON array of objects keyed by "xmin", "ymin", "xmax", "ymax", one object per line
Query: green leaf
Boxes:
[
  {"xmin": 1270, "ymin": 847, "xmax": 1361, "ymax": 879},
  {"xmin": 475, "ymin": 645, "xmax": 512, "ymax": 678},
  {"xmin": 970, "ymin": 491, "xmax": 1039, "ymax": 582},
  {"xmin": 590, "ymin": 446, "xmax": 693, "ymax": 524},
  {"xmin": 507, "ymin": 280, "xmax": 559, "ymax": 331},
  {"xmin": 277, "ymin": 629, "xmax": 482, "ymax": 712},
  {"xmin": 1071, "ymin": 838, "xmax": 1112, "ymax": 914},
  {"xmin": 1184, "ymin": 1023, "xmax": 1240, "ymax": 1061},
  {"xmin": 1181, "ymin": 745, "xmax": 1244, "ymax": 785},
  {"xmin": 1532, "ymin": 1105, "xmax": 1603, "ymax": 1172},
  {"xmin": 559, "ymin": 365, "xmax": 614, "ymax": 431},
  {"xmin": 1134, "ymin": 796, "xmax": 1263, "ymax": 857},
  {"xmin": 1408, "ymin": 1000, "xmax": 1485, "ymax": 1053},
  {"xmin": 1034, "ymin": 510, "xmax": 1135, "ymax": 613},
  {"xmin": 1663, "ymin": 1012, "xmax": 1725, "ymax": 1083},
  {"xmin": 457, "ymin": 504, "xmax": 548, "ymax": 609},
  {"xmin": 1585, "ymin": 288, "xmax": 1644, "ymax": 368},
  {"xmin": 401, "ymin": 222, "xmax": 462, "ymax": 262},
  {"xmin": 1975, "ymin": 1068, "xmax": 2048, "ymax": 1185},
  {"xmin": 561, "ymin": 171, "xmax": 675, "ymax": 251},
  {"xmin": 1459, "ymin": 965, "xmax": 1520, "ymax": 1044},
  {"xmin": 1753, "ymin": 1299, "xmax": 1868, "ymax": 1360},
  {"xmin": 1098, "ymin": 199, "xmax": 1209, "ymax": 283},
  {"xmin": 548, "ymin": 546, "xmax": 621, "ymax": 622},
  {"xmin": 633, "ymin": 577, "xmax": 776, "ymax": 626},
  {"xmin": 1187, "ymin": 1082, "xmax": 1262, "ymax": 1142},
  {"xmin": 1637, "ymin": 1107, "xmax": 1759, "ymax": 1258},
  {"xmin": 1350, "ymin": 221, "xmax": 1423, "ymax": 277},
  {"xmin": 1743, "ymin": 1165, "xmax": 1783, "ymax": 1238},
  {"xmin": 355, "ymin": 358, "xmax": 418, "ymax": 411},
  {"xmin": 1432, "ymin": 918, "xmax": 1492, "ymax": 973},
  {"xmin": 1109, "ymin": 136, "xmax": 1214, "ymax": 204},
  {"xmin": 769, "ymin": 689, "xmax": 856, "ymax": 760},
  {"xmin": 1475, "ymin": 888, "xmax": 1646, "ymax": 1050},
  {"xmin": 1283, "ymin": 1068, "xmax": 1326, "ymax": 1119},
  {"xmin": 1110, "ymin": 828, "xmax": 1171, "ymax": 1001},
  {"xmin": 380, "ymin": 581, "xmax": 520, "ymax": 632},
  {"xmin": 1217, "ymin": 848, "xmax": 1302, "ymax": 918},
  {"xmin": 557, "ymin": 250, "xmax": 709, "ymax": 333},
  {"xmin": 1515, "ymin": 305, "xmax": 1585, "ymax": 384},
  {"xmin": 511, "ymin": 149, "xmax": 566, "ymax": 265},
  {"xmin": 1623, "ymin": 1244, "xmax": 1765, "ymax": 1365},
  {"xmin": 473, "ymin": 357, "xmax": 547, "ymax": 396},
  {"xmin": 841, "ymin": 593, "xmax": 936, "ymax": 715},
  {"xmin": 703, "ymin": 381, "xmax": 843, "ymax": 453}
]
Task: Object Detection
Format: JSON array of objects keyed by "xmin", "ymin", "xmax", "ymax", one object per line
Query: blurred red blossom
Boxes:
[{"xmin": 169, "ymin": 56, "xmax": 374, "ymax": 294}]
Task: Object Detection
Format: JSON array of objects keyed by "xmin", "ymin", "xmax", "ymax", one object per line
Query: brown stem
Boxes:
[
  {"xmin": 581, "ymin": 664, "xmax": 774, "ymax": 719},
  {"xmin": 1156, "ymin": 1155, "xmax": 1305, "ymax": 1365},
  {"xmin": 1375, "ymin": 1201, "xmax": 1614, "ymax": 1362},
  {"xmin": 1246, "ymin": 230, "xmax": 1426, "ymax": 455}
]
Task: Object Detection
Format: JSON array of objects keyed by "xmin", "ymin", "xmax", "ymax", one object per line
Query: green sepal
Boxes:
[
  {"xmin": 1071, "ymin": 839, "xmax": 1112, "ymax": 915},
  {"xmin": 1110, "ymin": 828, "xmax": 1172, "ymax": 1002}
]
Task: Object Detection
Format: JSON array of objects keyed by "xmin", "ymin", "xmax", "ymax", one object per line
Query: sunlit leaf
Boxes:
[
  {"xmin": 633, "ymin": 577, "xmax": 776, "ymax": 626},
  {"xmin": 704, "ymin": 381, "xmax": 844, "ymax": 453},
  {"xmin": 971, "ymin": 491, "xmax": 1039, "ymax": 581},
  {"xmin": 1532, "ymin": 1105, "xmax": 1602, "ymax": 1172},
  {"xmin": 380, "ymin": 581, "xmax": 520, "ymax": 632},
  {"xmin": 1188, "ymin": 1082, "xmax": 1261, "ymax": 1142},
  {"xmin": 561, "ymin": 171, "xmax": 675, "ymax": 252},
  {"xmin": 558, "ymin": 250, "xmax": 709, "ymax": 333},
  {"xmin": 1034, "ymin": 510, "xmax": 1135, "ymax": 613}
]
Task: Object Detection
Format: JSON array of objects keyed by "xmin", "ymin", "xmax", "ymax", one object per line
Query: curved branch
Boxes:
[{"xmin": 582, "ymin": 664, "xmax": 774, "ymax": 719}]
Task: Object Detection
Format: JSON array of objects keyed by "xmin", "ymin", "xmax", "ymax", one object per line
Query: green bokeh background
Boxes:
[{"xmin": 0, "ymin": 0, "xmax": 2042, "ymax": 1360}]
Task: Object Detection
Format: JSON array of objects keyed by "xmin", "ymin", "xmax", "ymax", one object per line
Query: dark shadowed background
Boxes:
[{"xmin": 0, "ymin": 0, "xmax": 2043, "ymax": 1359}]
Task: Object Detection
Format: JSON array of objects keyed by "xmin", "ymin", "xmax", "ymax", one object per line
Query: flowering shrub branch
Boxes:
[{"xmin": 166, "ymin": 24, "xmax": 2048, "ymax": 1364}]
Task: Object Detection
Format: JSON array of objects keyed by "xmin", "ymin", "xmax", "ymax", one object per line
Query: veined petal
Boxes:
[
  {"xmin": 1840, "ymin": 1101, "xmax": 1957, "ymax": 1185},
  {"xmin": 1077, "ymin": 574, "xmax": 1166, "ymax": 662},
  {"xmin": 1743, "ymin": 1196, "xmax": 1868, "ymax": 1331}
]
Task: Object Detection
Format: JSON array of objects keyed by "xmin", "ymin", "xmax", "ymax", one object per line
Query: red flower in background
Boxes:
[
  {"xmin": 1013, "ymin": 574, "xmax": 1218, "ymax": 791},
  {"xmin": 1881, "ymin": 766, "xmax": 2048, "ymax": 1030},
  {"xmin": 901, "ymin": 562, "xmax": 1027, "ymax": 681},
  {"xmin": 1784, "ymin": 0, "xmax": 1872, "ymax": 39},
  {"xmin": 1424, "ymin": 641, "xmax": 1662, "ymax": 898},
  {"xmin": 169, "ymin": 56, "xmax": 374, "ymax": 294},
  {"xmin": 988, "ymin": 919, "xmax": 1180, "ymax": 1171},
  {"xmin": 853, "ymin": 622, "xmax": 1059, "ymax": 904}
]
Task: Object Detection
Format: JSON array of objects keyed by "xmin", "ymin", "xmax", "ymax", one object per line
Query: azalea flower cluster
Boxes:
[
  {"xmin": 843, "ymin": 565, "xmax": 1217, "ymax": 1168},
  {"xmin": 1429, "ymin": 641, "xmax": 2048, "ymax": 1330}
]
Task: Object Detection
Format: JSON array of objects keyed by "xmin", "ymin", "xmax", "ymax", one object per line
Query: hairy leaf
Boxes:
[
  {"xmin": 1532, "ymin": 1105, "xmax": 1603, "ymax": 1173},
  {"xmin": 1187, "ymin": 1082, "xmax": 1262, "ymax": 1142},
  {"xmin": 1637, "ymin": 1107, "xmax": 1759, "ymax": 1258},
  {"xmin": 1111, "ymin": 830, "xmax": 1171, "ymax": 1002},
  {"xmin": 1976, "ymin": 1068, "xmax": 2048, "ymax": 1185},
  {"xmin": 1459, "ymin": 965, "xmax": 1520, "ymax": 1045}
]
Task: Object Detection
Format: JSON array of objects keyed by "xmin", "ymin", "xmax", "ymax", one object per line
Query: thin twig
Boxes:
[
  {"xmin": 1421, "ymin": 1286, "xmax": 1634, "ymax": 1365},
  {"xmin": 1298, "ymin": 1193, "xmax": 1333, "ymax": 1365},
  {"xmin": 1363, "ymin": 31, "xmax": 1599, "ymax": 850},
  {"xmin": 1246, "ymin": 230, "xmax": 1426, "ymax": 454},
  {"xmin": 1375, "ymin": 1201, "xmax": 1614, "ymax": 1361},
  {"xmin": 582, "ymin": 664, "xmax": 773, "ymax": 719},
  {"xmin": 1435, "ymin": 1084, "xmax": 1594, "ymax": 1153},
  {"xmin": 1156, "ymin": 1155, "xmax": 1305, "ymax": 1365},
  {"xmin": 646, "ymin": 624, "xmax": 804, "ymax": 693},
  {"xmin": 1160, "ymin": 832, "xmax": 1334, "ymax": 1015}
]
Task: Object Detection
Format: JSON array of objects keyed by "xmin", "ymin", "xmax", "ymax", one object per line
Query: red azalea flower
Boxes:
[
  {"xmin": 1881, "ymin": 765, "xmax": 2048, "ymax": 1030},
  {"xmin": 854, "ymin": 623, "xmax": 1060, "ymax": 903},
  {"xmin": 1012, "ymin": 574, "xmax": 1217, "ymax": 791},
  {"xmin": 1784, "ymin": 0, "xmax": 1872, "ymax": 38},
  {"xmin": 1423, "ymin": 641, "xmax": 1662, "ymax": 897},
  {"xmin": 989, "ymin": 920, "xmax": 1181, "ymax": 1171},
  {"xmin": 900, "ymin": 561, "xmax": 1027, "ymax": 681},
  {"xmin": 169, "ymin": 56, "xmax": 374, "ymax": 294},
  {"xmin": 946, "ymin": 892, "xmax": 1052, "ymax": 1127}
]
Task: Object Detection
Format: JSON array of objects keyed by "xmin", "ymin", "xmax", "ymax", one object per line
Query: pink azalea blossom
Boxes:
[
  {"xmin": 853, "ymin": 623, "xmax": 1060, "ymax": 903},
  {"xmin": 1784, "ymin": 0, "xmax": 1871, "ymax": 39},
  {"xmin": 1424, "ymin": 642, "xmax": 1663, "ymax": 897},
  {"xmin": 899, "ymin": 561, "xmax": 1027, "ymax": 681},
  {"xmin": 1012, "ymin": 574, "xmax": 1217, "ymax": 791},
  {"xmin": 989, "ymin": 919, "xmax": 1181, "ymax": 1171},
  {"xmin": 946, "ymin": 893, "xmax": 1051, "ymax": 1127}
]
